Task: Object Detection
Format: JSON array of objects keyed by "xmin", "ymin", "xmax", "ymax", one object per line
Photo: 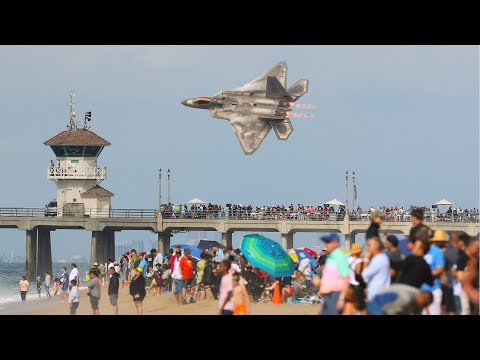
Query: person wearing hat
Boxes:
[
  {"xmin": 420, "ymin": 229, "xmax": 446, "ymax": 315},
  {"xmin": 36, "ymin": 276, "xmax": 42, "ymax": 299},
  {"xmin": 85, "ymin": 268, "xmax": 101, "ymax": 315},
  {"xmin": 129, "ymin": 267, "xmax": 146, "ymax": 315},
  {"xmin": 319, "ymin": 233, "xmax": 350, "ymax": 315},
  {"xmin": 366, "ymin": 210, "xmax": 385, "ymax": 240},
  {"xmin": 344, "ymin": 243, "xmax": 366, "ymax": 315},
  {"xmin": 385, "ymin": 235, "xmax": 405, "ymax": 283}
]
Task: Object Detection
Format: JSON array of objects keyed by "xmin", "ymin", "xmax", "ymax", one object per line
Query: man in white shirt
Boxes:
[
  {"xmin": 68, "ymin": 279, "xmax": 80, "ymax": 315},
  {"xmin": 298, "ymin": 257, "xmax": 312, "ymax": 280},
  {"xmin": 69, "ymin": 263, "xmax": 79, "ymax": 290},
  {"xmin": 171, "ymin": 250, "xmax": 183, "ymax": 305},
  {"xmin": 153, "ymin": 249, "xmax": 164, "ymax": 267}
]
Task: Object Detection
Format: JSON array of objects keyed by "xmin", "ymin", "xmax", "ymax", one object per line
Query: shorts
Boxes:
[
  {"xmin": 234, "ymin": 304, "xmax": 247, "ymax": 315},
  {"xmin": 89, "ymin": 296, "xmax": 100, "ymax": 310},
  {"xmin": 173, "ymin": 279, "xmax": 184, "ymax": 295},
  {"xmin": 37, "ymin": 287, "xmax": 41, "ymax": 294},
  {"xmin": 109, "ymin": 294, "xmax": 118, "ymax": 306},
  {"xmin": 183, "ymin": 279, "xmax": 196, "ymax": 288},
  {"xmin": 45, "ymin": 285, "xmax": 50, "ymax": 291}
]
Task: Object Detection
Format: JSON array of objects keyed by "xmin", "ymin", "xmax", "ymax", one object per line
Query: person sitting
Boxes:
[{"xmin": 281, "ymin": 271, "xmax": 307, "ymax": 303}]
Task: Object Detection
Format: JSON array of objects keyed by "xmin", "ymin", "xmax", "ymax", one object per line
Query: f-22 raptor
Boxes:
[{"xmin": 181, "ymin": 62, "xmax": 309, "ymax": 155}]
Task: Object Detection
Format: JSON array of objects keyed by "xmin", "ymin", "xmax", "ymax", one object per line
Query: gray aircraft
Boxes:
[{"xmin": 181, "ymin": 61, "xmax": 309, "ymax": 155}]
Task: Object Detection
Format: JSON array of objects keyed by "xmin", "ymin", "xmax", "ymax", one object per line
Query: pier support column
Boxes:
[
  {"xmin": 26, "ymin": 229, "xmax": 37, "ymax": 282},
  {"xmin": 91, "ymin": 231, "xmax": 106, "ymax": 267},
  {"xmin": 104, "ymin": 230, "xmax": 115, "ymax": 261},
  {"xmin": 281, "ymin": 233, "xmax": 293, "ymax": 250},
  {"xmin": 37, "ymin": 228, "xmax": 52, "ymax": 277},
  {"xmin": 344, "ymin": 233, "xmax": 355, "ymax": 250},
  {"xmin": 158, "ymin": 232, "xmax": 171, "ymax": 257},
  {"xmin": 221, "ymin": 232, "xmax": 233, "ymax": 248}
]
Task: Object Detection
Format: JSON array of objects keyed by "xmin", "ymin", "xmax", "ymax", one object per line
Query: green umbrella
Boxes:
[{"xmin": 240, "ymin": 234, "xmax": 295, "ymax": 277}]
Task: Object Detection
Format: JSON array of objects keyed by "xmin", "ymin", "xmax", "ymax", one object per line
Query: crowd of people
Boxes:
[
  {"xmin": 21, "ymin": 207, "xmax": 478, "ymax": 315},
  {"xmin": 159, "ymin": 203, "xmax": 479, "ymax": 223}
]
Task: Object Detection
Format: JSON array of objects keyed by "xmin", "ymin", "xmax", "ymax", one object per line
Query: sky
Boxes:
[{"xmin": 0, "ymin": 45, "xmax": 478, "ymax": 260}]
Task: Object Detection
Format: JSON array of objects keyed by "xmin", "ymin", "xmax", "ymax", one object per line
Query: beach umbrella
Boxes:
[
  {"xmin": 240, "ymin": 234, "xmax": 295, "ymax": 277},
  {"xmin": 398, "ymin": 239, "xmax": 412, "ymax": 257},
  {"xmin": 288, "ymin": 248, "xmax": 312, "ymax": 264},
  {"xmin": 296, "ymin": 247, "xmax": 317, "ymax": 257},
  {"xmin": 170, "ymin": 244, "xmax": 201, "ymax": 260},
  {"xmin": 197, "ymin": 240, "xmax": 225, "ymax": 251}
]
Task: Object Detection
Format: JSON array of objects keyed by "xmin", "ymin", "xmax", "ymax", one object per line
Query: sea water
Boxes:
[{"xmin": 0, "ymin": 262, "xmax": 90, "ymax": 309}]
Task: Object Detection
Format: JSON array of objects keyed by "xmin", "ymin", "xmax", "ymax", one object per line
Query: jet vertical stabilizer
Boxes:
[{"xmin": 287, "ymin": 80, "xmax": 309, "ymax": 101}]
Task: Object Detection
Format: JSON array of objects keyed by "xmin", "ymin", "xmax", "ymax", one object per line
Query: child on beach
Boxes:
[
  {"xmin": 53, "ymin": 278, "xmax": 59, "ymax": 296},
  {"xmin": 36, "ymin": 276, "xmax": 42, "ymax": 299},
  {"xmin": 68, "ymin": 279, "xmax": 80, "ymax": 315},
  {"xmin": 43, "ymin": 272, "xmax": 51, "ymax": 298},
  {"xmin": 232, "ymin": 272, "xmax": 250, "ymax": 315},
  {"xmin": 19, "ymin": 276, "xmax": 29, "ymax": 303}
]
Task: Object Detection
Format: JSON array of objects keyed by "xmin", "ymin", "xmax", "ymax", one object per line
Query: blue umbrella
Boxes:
[
  {"xmin": 170, "ymin": 244, "xmax": 201, "ymax": 260},
  {"xmin": 398, "ymin": 239, "xmax": 412, "ymax": 257}
]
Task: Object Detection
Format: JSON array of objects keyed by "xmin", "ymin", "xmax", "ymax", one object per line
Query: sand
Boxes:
[{"xmin": 9, "ymin": 285, "xmax": 320, "ymax": 315}]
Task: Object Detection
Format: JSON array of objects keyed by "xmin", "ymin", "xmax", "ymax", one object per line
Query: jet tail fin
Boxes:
[
  {"xmin": 271, "ymin": 118, "xmax": 294, "ymax": 140},
  {"xmin": 287, "ymin": 79, "xmax": 309, "ymax": 101},
  {"xmin": 266, "ymin": 76, "xmax": 289, "ymax": 98}
]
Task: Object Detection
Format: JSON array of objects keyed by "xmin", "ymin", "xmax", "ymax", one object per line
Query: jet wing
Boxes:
[
  {"xmin": 225, "ymin": 62, "xmax": 288, "ymax": 95},
  {"xmin": 228, "ymin": 115, "xmax": 272, "ymax": 155}
]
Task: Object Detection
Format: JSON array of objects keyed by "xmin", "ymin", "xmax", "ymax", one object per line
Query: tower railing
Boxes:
[{"xmin": 47, "ymin": 166, "xmax": 107, "ymax": 180}]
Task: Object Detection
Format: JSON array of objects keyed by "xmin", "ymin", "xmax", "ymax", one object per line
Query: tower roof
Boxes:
[
  {"xmin": 81, "ymin": 185, "xmax": 114, "ymax": 197},
  {"xmin": 44, "ymin": 129, "xmax": 111, "ymax": 146}
]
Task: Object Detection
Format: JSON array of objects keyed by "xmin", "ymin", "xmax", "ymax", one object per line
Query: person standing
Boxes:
[
  {"xmin": 153, "ymin": 248, "xmax": 163, "ymax": 267},
  {"xmin": 232, "ymin": 271, "xmax": 250, "ymax": 315},
  {"xmin": 69, "ymin": 263, "xmax": 79, "ymax": 290},
  {"xmin": 218, "ymin": 260, "xmax": 234, "ymax": 315},
  {"xmin": 409, "ymin": 208, "xmax": 429, "ymax": 250},
  {"xmin": 68, "ymin": 279, "xmax": 80, "ymax": 315},
  {"xmin": 43, "ymin": 272, "xmax": 51, "ymax": 299},
  {"xmin": 212, "ymin": 244, "xmax": 225, "ymax": 269},
  {"xmin": 19, "ymin": 276, "xmax": 29, "ymax": 303},
  {"xmin": 60, "ymin": 267, "xmax": 69, "ymax": 303},
  {"xmin": 171, "ymin": 249, "xmax": 183, "ymax": 305},
  {"xmin": 319, "ymin": 233, "xmax": 350, "ymax": 315},
  {"xmin": 421, "ymin": 230, "xmax": 446, "ymax": 315},
  {"xmin": 98, "ymin": 261, "xmax": 106, "ymax": 286},
  {"xmin": 85, "ymin": 268, "xmax": 101, "ymax": 315},
  {"xmin": 366, "ymin": 210, "xmax": 385, "ymax": 240},
  {"xmin": 345, "ymin": 243, "xmax": 366, "ymax": 315},
  {"xmin": 361, "ymin": 236, "xmax": 391, "ymax": 301},
  {"xmin": 130, "ymin": 267, "xmax": 146, "ymax": 315},
  {"xmin": 385, "ymin": 235, "xmax": 405, "ymax": 283},
  {"xmin": 138, "ymin": 253, "xmax": 148, "ymax": 278},
  {"xmin": 180, "ymin": 248, "xmax": 196, "ymax": 304},
  {"xmin": 396, "ymin": 236, "xmax": 434, "ymax": 289},
  {"xmin": 108, "ymin": 266, "xmax": 120, "ymax": 315},
  {"xmin": 36, "ymin": 276, "xmax": 42, "ymax": 299}
]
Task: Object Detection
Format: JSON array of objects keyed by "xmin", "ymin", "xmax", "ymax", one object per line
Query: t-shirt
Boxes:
[
  {"xmin": 367, "ymin": 284, "xmax": 421, "ymax": 315},
  {"xmin": 153, "ymin": 253, "xmax": 163, "ymax": 266},
  {"xmin": 409, "ymin": 223, "xmax": 429, "ymax": 242},
  {"xmin": 320, "ymin": 248, "xmax": 350, "ymax": 294},
  {"xmin": 138, "ymin": 259, "xmax": 148, "ymax": 278},
  {"xmin": 86, "ymin": 277, "xmax": 101, "ymax": 298},
  {"xmin": 421, "ymin": 244, "xmax": 444, "ymax": 291},
  {"xmin": 229, "ymin": 263, "xmax": 241, "ymax": 274},
  {"xmin": 44, "ymin": 274, "xmax": 51, "ymax": 286},
  {"xmin": 444, "ymin": 247, "xmax": 460, "ymax": 287},
  {"xmin": 180, "ymin": 256, "xmax": 195, "ymax": 280},
  {"xmin": 69, "ymin": 268, "xmax": 79, "ymax": 282},
  {"xmin": 218, "ymin": 272, "xmax": 234, "ymax": 311},
  {"xmin": 298, "ymin": 258, "xmax": 312, "ymax": 278},
  {"xmin": 388, "ymin": 250, "xmax": 405, "ymax": 283},
  {"xmin": 68, "ymin": 286, "xmax": 80, "ymax": 303},
  {"xmin": 362, "ymin": 253, "xmax": 391, "ymax": 301},
  {"xmin": 61, "ymin": 272, "xmax": 69, "ymax": 290},
  {"xmin": 98, "ymin": 264, "xmax": 106, "ymax": 275},
  {"xmin": 348, "ymin": 256, "xmax": 363, "ymax": 286},
  {"xmin": 396, "ymin": 255, "xmax": 433, "ymax": 289},
  {"xmin": 19, "ymin": 280, "xmax": 29, "ymax": 291}
]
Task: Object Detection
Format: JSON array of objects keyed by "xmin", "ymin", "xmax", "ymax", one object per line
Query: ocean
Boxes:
[{"xmin": 0, "ymin": 262, "xmax": 90, "ymax": 309}]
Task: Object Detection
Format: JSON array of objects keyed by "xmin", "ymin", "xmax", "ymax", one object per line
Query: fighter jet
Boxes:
[{"xmin": 181, "ymin": 61, "xmax": 309, "ymax": 155}]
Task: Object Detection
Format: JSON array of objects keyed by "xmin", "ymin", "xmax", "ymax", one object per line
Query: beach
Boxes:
[{"xmin": 3, "ymin": 285, "xmax": 320, "ymax": 315}]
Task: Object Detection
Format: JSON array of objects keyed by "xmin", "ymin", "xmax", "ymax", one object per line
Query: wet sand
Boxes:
[{"xmin": 6, "ymin": 285, "xmax": 320, "ymax": 315}]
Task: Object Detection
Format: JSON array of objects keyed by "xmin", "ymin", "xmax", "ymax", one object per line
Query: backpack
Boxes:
[{"xmin": 202, "ymin": 263, "xmax": 214, "ymax": 285}]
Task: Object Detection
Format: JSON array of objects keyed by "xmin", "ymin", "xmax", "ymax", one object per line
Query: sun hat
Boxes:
[
  {"xmin": 371, "ymin": 210, "xmax": 385, "ymax": 220},
  {"xmin": 430, "ymin": 229, "xmax": 447, "ymax": 242},
  {"xmin": 136, "ymin": 267, "xmax": 144, "ymax": 273},
  {"xmin": 350, "ymin": 243, "xmax": 362, "ymax": 255}
]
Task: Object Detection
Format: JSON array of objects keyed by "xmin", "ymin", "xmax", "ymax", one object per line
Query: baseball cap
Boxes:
[
  {"xmin": 386, "ymin": 235, "xmax": 399, "ymax": 247},
  {"xmin": 93, "ymin": 262, "xmax": 98, "ymax": 266},
  {"xmin": 184, "ymin": 248, "xmax": 191, "ymax": 254},
  {"xmin": 321, "ymin": 233, "xmax": 340, "ymax": 243},
  {"xmin": 130, "ymin": 249, "xmax": 136, "ymax": 253},
  {"xmin": 36, "ymin": 276, "xmax": 41, "ymax": 279}
]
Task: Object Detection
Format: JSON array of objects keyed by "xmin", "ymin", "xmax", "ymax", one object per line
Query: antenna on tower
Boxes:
[{"xmin": 67, "ymin": 90, "xmax": 78, "ymax": 131}]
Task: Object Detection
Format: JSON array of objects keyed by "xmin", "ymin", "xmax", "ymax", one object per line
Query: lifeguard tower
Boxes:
[{"xmin": 44, "ymin": 92, "xmax": 113, "ymax": 218}]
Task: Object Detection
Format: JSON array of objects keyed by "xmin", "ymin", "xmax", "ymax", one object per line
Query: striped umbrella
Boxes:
[
  {"xmin": 296, "ymin": 247, "xmax": 317, "ymax": 257},
  {"xmin": 240, "ymin": 234, "xmax": 295, "ymax": 277},
  {"xmin": 287, "ymin": 248, "xmax": 312, "ymax": 264}
]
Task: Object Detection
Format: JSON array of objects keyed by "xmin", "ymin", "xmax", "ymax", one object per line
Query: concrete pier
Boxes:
[
  {"xmin": 37, "ymin": 228, "xmax": 53, "ymax": 277},
  {"xmin": 344, "ymin": 233, "xmax": 356, "ymax": 249},
  {"xmin": 281, "ymin": 233, "xmax": 294, "ymax": 249},
  {"xmin": 90, "ymin": 230, "xmax": 115, "ymax": 266},
  {"xmin": 158, "ymin": 232, "xmax": 171, "ymax": 256},
  {"xmin": 25, "ymin": 229, "xmax": 37, "ymax": 282},
  {"xmin": 221, "ymin": 232, "xmax": 233, "ymax": 248}
]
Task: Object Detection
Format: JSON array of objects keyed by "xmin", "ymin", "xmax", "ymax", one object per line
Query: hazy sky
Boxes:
[{"xmin": 0, "ymin": 45, "xmax": 478, "ymax": 259}]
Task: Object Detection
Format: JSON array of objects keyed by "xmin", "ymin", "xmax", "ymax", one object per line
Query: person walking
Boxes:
[
  {"xmin": 69, "ymin": 263, "xmax": 79, "ymax": 290},
  {"xmin": 218, "ymin": 260, "xmax": 234, "ymax": 315},
  {"xmin": 60, "ymin": 267, "xmax": 69, "ymax": 303},
  {"xmin": 180, "ymin": 248, "xmax": 196, "ymax": 304},
  {"xmin": 85, "ymin": 268, "xmax": 101, "ymax": 315},
  {"xmin": 361, "ymin": 236, "xmax": 391, "ymax": 301},
  {"xmin": 43, "ymin": 272, "xmax": 51, "ymax": 299},
  {"xmin": 318, "ymin": 233, "xmax": 350, "ymax": 315},
  {"xmin": 68, "ymin": 279, "xmax": 80, "ymax": 315},
  {"xmin": 19, "ymin": 276, "xmax": 29, "ymax": 303},
  {"xmin": 130, "ymin": 267, "xmax": 146, "ymax": 315},
  {"xmin": 98, "ymin": 261, "xmax": 106, "ymax": 286},
  {"xmin": 36, "ymin": 276, "xmax": 42, "ymax": 299},
  {"xmin": 108, "ymin": 266, "xmax": 120, "ymax": 315},
  {"xmin": 171, "ymin": 249, "xmax": 183, "ymax": 305}
]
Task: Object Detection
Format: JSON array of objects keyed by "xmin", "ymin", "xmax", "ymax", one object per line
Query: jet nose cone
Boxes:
[{"xmin": 181, "ymin": 99, "xmax": 188, "ymax": 106}]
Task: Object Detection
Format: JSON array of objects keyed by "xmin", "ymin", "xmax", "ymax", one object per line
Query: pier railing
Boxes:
[{"xmin": 0, "ymin": 208, "xmax": 478, "ymax": 223}]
